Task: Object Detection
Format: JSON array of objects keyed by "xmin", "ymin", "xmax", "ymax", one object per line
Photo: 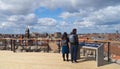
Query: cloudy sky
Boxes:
[{"xmin": 0, "ymin": 0, "xmax": 120, "ymax": 34}]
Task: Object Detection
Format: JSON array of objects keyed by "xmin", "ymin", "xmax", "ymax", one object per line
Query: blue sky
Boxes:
[
  {"xmin": 35, "ymin": 7, "xmax": 62, "ymax": 20},
  {"xmin": 0, "ymin": 0, "xmax": 120, "ymax": 34}
]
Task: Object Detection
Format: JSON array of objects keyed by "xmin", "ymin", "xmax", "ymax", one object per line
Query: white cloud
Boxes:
[
  {"xmin": 81, "ymin": 5, "xmax": 120, "ymax": 25},
  {"xmin": 74, "ymin": 21, "xmax": 95, "ymax": 27},
  {"xmin": 8, "ymin": 15, "xmax": 20, "ymax": 21},
  {"xmin": 60, "ymin": 21, "xmax": 69, "ymax": 26},
  {"xmin": 72, "ymin": 5, "xmax": 120, "ymax": 33},
  {"xmin": 37, "ymin": 18, "xmax": 57, "ymax": 26},
  {"xmin": 40, "ymin": 0, "xmax": 120, "ymax": 12},
  {"xmin": 60, "ymin": 12, "xmax": 71, "ymax": 19},
  {"xmin": 59, "ymin": 9, "xmax": 92, "ymax": 20},
  {"xmin": 7, "ymin": 13, "xmax": 37, "ymax": 25},
  {"xmin": 0, "ymin": 1, "xmax": 13, "ymax": 10},
  {"xmin": 0, "ymin": 0, "xmax": 40, "ymax": 14},
  {"xmin": 0, "ymin": 0, "xmax": 120, "ymax": 33},
  {"xmin": 60, "ymin": 12, "xmax": 80, "ymax": 19},
  {"xmin": 0, "ymin": 22, "xmax": 16, "ymax": 28},
  {"xmin": 0, "ymin": 13, "xmax": 38, "ymax": 34}
]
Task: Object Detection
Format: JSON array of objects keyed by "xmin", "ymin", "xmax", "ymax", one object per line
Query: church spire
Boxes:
[{"xmin": 25, "ymin": 26, "xmax": 30, "ymax": 38}]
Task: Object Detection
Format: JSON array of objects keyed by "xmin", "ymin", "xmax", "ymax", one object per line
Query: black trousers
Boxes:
[{"xmin": 62, "ymin": 53, "xmax": 69, "ymax": 61}]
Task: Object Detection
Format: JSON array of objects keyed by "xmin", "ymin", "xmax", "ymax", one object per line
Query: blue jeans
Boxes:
[{"xmin": 70, "ymin": 45, "xmax": 78, "ymax": 61}]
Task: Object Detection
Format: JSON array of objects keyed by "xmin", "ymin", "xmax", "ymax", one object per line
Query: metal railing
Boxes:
[
  {"xmin": 0, "ymin": 38, "xmax": 120, "ymax": 61},
  {"xmin": 0, "ymin": 38, "xmax": 51, "ymax": 52},
  {"xmin": 79, "ymin": 39, "xmax": 120, "ymax": 62}
]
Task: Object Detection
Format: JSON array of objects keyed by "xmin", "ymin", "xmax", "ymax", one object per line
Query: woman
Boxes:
[{"xmin": 61, "ymin": 32, "xmax": 69, "ymax": 61}]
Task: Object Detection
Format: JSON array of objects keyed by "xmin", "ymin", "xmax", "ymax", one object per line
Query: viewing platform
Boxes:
[
  {"xmin": 0, "ymin": 51, "xmax": 120, "ymax": 69},
  {"xmin": 0, "ymin": 38, "xmax": 120, "ymax": 66}
]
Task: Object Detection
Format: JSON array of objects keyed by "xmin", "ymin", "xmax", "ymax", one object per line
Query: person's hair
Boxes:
[
  {"xmin": 72, "ymin": 28, "xmax": 77, "ymax": 34},
  {"xmin": 61, "ymin": 32, "xmax": 68, "ymax": 40}
]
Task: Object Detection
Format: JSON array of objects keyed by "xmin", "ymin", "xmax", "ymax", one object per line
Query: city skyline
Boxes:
[{"xmin": 0, "ymin": 0, "xmax": 120, "ymax": 34}]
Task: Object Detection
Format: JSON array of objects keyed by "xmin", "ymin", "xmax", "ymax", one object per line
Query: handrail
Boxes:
[
  {"xmin": 0, "ymin": 38, "xmax": 120, "ymax": 44},
  {"xmin": 79, "ymin": 39, "xmax": 120, "ymax": 43}
]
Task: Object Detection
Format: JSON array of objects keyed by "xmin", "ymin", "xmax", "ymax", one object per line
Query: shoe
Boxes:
[
  {"xmin": 72, "ymin": 61, "xmax": 75, "ymax": 63},
  {"xmin": 72, "ymin": 61, "xmax": 77, "ymax": 63},
  {"xmin": 71, "ymin": 60, "xmax": 73, "ymax": 63},
  {"xmin": 74, "ymin": 60, "xmax": 77, "ymax": 63}
]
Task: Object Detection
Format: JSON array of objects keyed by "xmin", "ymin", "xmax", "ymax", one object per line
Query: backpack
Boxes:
[{"xmin": 69, "ymin": 34, "xmax": 75, "ymax": 43}]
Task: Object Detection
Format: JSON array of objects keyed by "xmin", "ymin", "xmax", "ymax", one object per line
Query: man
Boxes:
[{"xmin": 69, "ymin": 28, "xmax": 79, "ymax": 63}]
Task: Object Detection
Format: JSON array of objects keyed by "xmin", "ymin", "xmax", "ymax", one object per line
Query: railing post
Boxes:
[
  {"xmin": 4, "ymin": 39, "xmax": 7, "ymax": 50},
  {"xmin": 13, "ymin": 40, "xmax": 15, "ymax": 52},
  {"xmin": 108, "ymin": 42, "xmax": 110, "ymax": 62},
  {"xmin": 10, "ymin": 39, "xmax": 12, "ymax": 51},
  {"xmin": 37, "ymin": 40, "xmax": 38, "ymax": 46}
]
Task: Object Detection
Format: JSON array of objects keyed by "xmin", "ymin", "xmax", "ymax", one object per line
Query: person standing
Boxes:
[
  {"xmin": 61, "ymin": 32, "xmax": 69, "ymax": 61},
  {"xmin": 69, "ymin": 28, "xmax": 79, "ymax": 63}
]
